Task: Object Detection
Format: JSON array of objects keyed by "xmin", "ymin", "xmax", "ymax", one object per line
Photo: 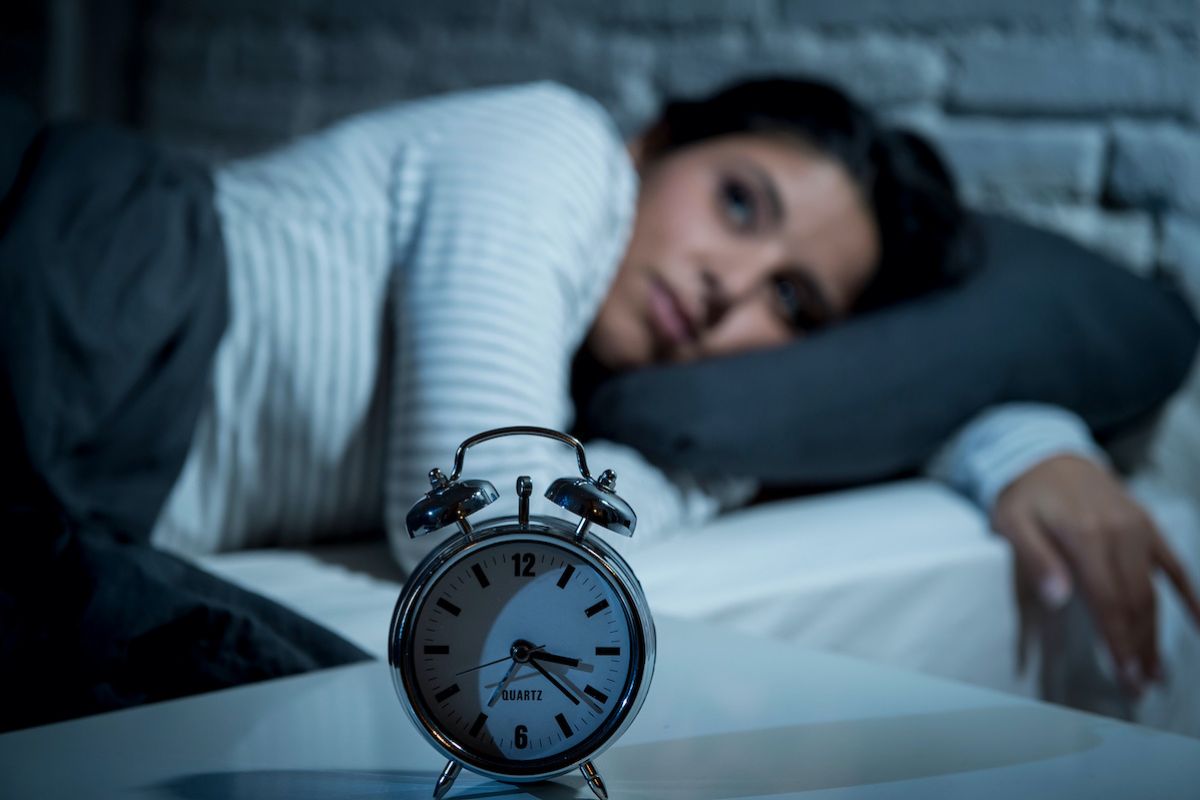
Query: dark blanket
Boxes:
[{"xmin": 0, "ymin": 99, "xmax": 369, "ymax": 733}]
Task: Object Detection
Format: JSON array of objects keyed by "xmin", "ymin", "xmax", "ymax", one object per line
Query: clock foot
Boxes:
[
  {"xmin": 580, "ymin": 760, "xmax": 608, "ymax": 800},
  {"xmin": 432, "ymin": 759, "xmax": 461, "ymax": 799}
]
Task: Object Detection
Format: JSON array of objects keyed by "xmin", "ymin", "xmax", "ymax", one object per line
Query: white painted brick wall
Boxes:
[{"xmin": 116, "ymin": 0, "xmax": 1199, "ymax": 288}]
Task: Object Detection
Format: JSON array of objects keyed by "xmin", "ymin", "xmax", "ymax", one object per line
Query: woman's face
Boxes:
[{"xmin": 587, "ymin": 133, "xmax": 880, "ymax": 370}]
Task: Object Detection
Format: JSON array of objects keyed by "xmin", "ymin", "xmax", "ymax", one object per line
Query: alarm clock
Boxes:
[{"xmin": 388, "ymin": 426, "xmax": 656, "ymax": 800}]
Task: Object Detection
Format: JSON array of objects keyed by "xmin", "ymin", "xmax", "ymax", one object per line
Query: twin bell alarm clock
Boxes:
[{"xmin": 388, "ymin": 426, "xmax": 656, "ymax": 799}]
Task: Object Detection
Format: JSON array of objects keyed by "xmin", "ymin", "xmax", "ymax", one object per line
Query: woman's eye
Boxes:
[
  {"xmin": 720, "ymin": 179, "xmax": 757, "ymax": 232},
  {"xmin": 773, "ymin": 276, "xmax": 820, "ymax": 332}
]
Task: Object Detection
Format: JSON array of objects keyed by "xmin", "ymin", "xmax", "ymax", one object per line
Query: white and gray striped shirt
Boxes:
[{"xmin": 152, "ymin": 82, "xmax": 1099, "ymax": 573}]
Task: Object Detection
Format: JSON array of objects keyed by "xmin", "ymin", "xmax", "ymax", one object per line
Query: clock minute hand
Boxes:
[
  {"xmin": 487, "ymin": 659, "xmax": 522, "ymax": 708},
  {"xmin": 528, "ymin": 657, "xmax": 579, "ymax": 705}
]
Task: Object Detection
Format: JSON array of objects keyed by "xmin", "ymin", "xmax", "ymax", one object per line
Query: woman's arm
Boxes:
[{"xmin": 929, "ymin": 403, "xmax": 1200, "ymax": 693}]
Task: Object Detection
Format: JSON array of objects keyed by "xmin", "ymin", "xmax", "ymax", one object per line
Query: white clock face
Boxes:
[{"xmin": 403, "ymin": 536, "xmax": 640, "ymax": 771}]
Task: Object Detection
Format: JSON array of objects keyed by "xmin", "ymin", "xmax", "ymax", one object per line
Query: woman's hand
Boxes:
[{"xmin": 991, "ymin": 454, "xmax": 1200, "ymax": 693}]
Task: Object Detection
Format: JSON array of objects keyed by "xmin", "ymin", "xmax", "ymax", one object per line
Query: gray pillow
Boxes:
[{"xmin": 578, "ymin": 214, "xmax": 1200, "ymax": 486}]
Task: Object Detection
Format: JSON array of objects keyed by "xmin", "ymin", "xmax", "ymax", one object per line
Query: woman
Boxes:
[
  {"xmin": 2, "ymin": 78, "xmax": 1193, "ymax": 728},
  {"xmin": 142, "ymin": 77, "xmax": 1199, "ymax": 696}
]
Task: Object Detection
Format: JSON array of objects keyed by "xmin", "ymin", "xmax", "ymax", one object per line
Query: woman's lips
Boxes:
[{"xmin": 647, "ymin": 277, "xmax": 696, "ymax": 348}]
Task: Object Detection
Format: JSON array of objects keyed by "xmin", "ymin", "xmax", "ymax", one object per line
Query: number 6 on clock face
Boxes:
[{"xmin": 394, "ymin": 531, "xmax": 647, "ymax": 775}]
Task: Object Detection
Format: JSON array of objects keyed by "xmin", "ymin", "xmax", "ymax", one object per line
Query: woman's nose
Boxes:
[
  {"xmin": 700, "ymin": 269, "xmax": 727, "ymax": 329},
  {"xmin": 700, "ymin": 251, "xmax": 777, "ymax": 328}
]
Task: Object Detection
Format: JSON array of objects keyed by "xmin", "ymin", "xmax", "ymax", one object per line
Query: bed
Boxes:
[
  {"xmin": 6, "ymin": 99, "xmax": 1197, "ymax": 739},
  {"xmin": 194, "ymin": 471, "xmax": 1200, "ymax": 739}
]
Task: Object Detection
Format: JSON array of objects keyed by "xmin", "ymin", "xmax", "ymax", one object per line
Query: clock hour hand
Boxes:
[
  {"xmin": 529, "ymin": 651, "xmax": 580, "ymax": 668},
  {"xmin": 528, "ymin": 657, "xmax": 580, "ymax": 705}
]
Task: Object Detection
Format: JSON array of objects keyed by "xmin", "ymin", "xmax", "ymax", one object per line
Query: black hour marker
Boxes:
[
  {"xmin": 555, "ymin": 712, "xmax": 573, "ymax": 738},
  {"xmin": 471, "ymin": 563, "xmax": 490, "ymax": 589},
  {"xmin": 595, "ymin": 647, "xmax": 621, "ymax": 656},
  {"xmin": 436, "ymin": 598, "xmax": 461, "ymax": 616},
  {"xmin": 424, "ymin": 645, "xmax": 450, "ymax": 655},
  {"xmin": 584, "ymin": 599, "xmax": 609, "ymax": 618},
  {"xmin": 556, "ymin": 565, "xmax": 576, "ymax": 589},
  {"xmin": 435, "ymin": 684, "xmax": 461, "ymax": 703},
  {"xmin": 469, "ymin": 712, "xmax": 488, "ymax": 737},
  {"xmin": 584, "ymin": 685, "xmax": 608, "ymax": 704}
]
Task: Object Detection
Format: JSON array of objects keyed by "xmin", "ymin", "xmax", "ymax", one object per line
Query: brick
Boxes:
[
  {"xmin": 314, "ymin": 30, "xmax": 422, "ymax": 87},
  {"xmin": 777, "ymin": 0, "xmax": 1092, "ymax": 29},
  {"xmin": 212, "ymin": 28, "xmax": 316, "ymax": 85},
  {"xmin": 144, "ymin": 25, "xmax": 212, "ymax": 85},
  {"xmin": 769, "ymin": 34, "xmax": 948, "ymax": 107},
  {"xmin": 922, "ymin": 120, "xmax": 1105, "ymax": 205},
  {"xmin": 656, "ymin": 32, "xmax": 757, "ymax": 98},
  {"xmin": 1109, "ymin": 124, "xmax": 1200, "ymax": 218},
  {"xmin": 147, "ymin": 23, "xmax": 319, "ymax": 86},
  {"xmin": 660, "ymin": 33, "xmax": 946, "ymax": 107},
  {"xmin": 990, "ymin": 203, "xmax": 1157, "ymax": 274},
  {"xmin": 543, "ymin": 0, "xmax": 773, "ymax": 28},
  {"xmin": 385, "ymin": 0, "xmax": 534, "ymax": 31},
  {"xmin": 949, "ymin": 38, "xmax": 1199, "ymax": 116},
  {"xmin": 142, "ymin": 74, "xmax": 306, "ymax": 148},
  {"xmin": 153, "ymin": 0, "xmax": 537, "ymax": 35},
  {"xmin": 883, "ymin": 104, "xmax": 943, "ymax": 131},
  {"xmin": 1107, "ymin": 0, "xmax": 1200, "ymax": 37}
]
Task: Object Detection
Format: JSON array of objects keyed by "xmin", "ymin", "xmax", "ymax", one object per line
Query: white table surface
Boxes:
[{"xmin": 2, "ymin": 616, "xmax": 1198, "ymax": 799}]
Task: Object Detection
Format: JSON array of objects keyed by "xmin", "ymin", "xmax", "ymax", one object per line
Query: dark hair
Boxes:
[{"xmin": 644, "ymin": 77, "xmax": 974, "ymax": 312}]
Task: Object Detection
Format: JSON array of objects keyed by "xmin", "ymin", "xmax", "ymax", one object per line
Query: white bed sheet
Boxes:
[{"xmin": 195, "ymin": 477, "xmax": 1200, "ymax": 737}]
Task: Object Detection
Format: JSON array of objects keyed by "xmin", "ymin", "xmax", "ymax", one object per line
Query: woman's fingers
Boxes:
[
  {"xmin": 991, "ymin": 456, "xmax": 1182, "ymax": 695},
  {"xmin": 1072, "ymin": 538, "xmax": 1142, "ymax": 691},
  {"xmin": 1110, "ymin": 522, "xmax": 1159, "ymax": 685},
  {"xmin": 996, "ymin": 508, "xmax": 1073, "ymax": 610},
  {"xmin": 1152, "ymin": 530, "xmax": 1200, "ymax": 631}
]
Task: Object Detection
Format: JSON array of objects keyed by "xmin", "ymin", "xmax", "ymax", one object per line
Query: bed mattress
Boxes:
[{"xmin": 195, "ymin": 476, "xmax": 1200, "ymax": 738}]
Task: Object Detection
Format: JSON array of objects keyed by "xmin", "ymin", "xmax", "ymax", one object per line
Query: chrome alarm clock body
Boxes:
[{"xmin": 387, "ymin": 427, "xmax": 656, "ymax": 800}]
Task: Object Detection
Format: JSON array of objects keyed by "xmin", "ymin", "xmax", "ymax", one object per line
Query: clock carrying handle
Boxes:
[
  {"xmin": 447, "ymin": 426, "xmax": 593, "ymax": 482},
  {"xmin": 409, "ymin": 425, "xmax": 635, "ymax": 539}
]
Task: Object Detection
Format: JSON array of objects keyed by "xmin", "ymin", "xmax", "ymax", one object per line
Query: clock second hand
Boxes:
[
  {"xmin": 457, "ymin": 644, "xmax": 546, "ymax": 677},
  {"xmin": 454, "ymin": 654, "xmax": 511, "ymax": 677}
]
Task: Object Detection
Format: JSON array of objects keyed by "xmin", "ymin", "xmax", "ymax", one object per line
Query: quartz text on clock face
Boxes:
[{"xmin": 411, "ymin": 539, "xmax": 636, "ymax": 763}]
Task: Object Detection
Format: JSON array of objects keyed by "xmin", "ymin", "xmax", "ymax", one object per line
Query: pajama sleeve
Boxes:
[{"xmin": 926, "ymin": 402, "xmax": 1107, "ymax": 512}]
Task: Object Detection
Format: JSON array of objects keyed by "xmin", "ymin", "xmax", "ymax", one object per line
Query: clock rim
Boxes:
[{"xmin": 387, "ymin": 516, "xmax": 656, "ymax": 782}]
